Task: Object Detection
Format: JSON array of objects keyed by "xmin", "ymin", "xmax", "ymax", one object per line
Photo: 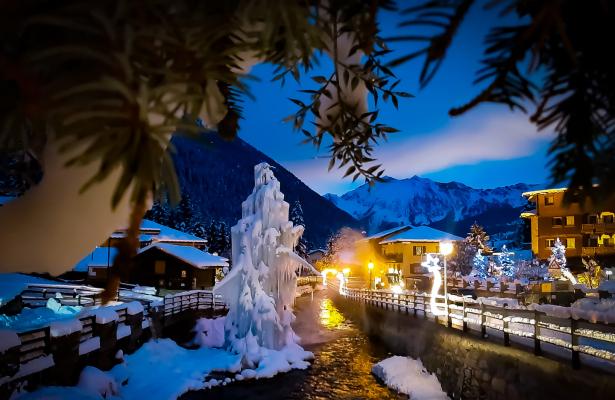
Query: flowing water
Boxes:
[{"xmin": 181, "ymin": 289, "xmax": 404, "ymax": 400}]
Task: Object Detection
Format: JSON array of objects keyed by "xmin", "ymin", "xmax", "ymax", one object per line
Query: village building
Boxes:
[
  {"xmin": 306, "ymin": 249, "xmax": 326, "ymax": 266},
  {"xmin": 356, "ymin": 225, "xmax": 462, "ymax": 289},
  {"xmin": 521, "ymin": 188, "xmax": 615, "ymax": 270},
  {"xmin": 73, "ymin": 219, "xmax": 227, "ymax": 290}
]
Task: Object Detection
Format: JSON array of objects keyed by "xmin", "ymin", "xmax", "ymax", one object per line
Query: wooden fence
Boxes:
[
  {"xmin": 20, "ymin": 284, "xmax": 105, "ymax": 308},
  {"xmin": 296, "ymin": 275, "xmax": 322, "ymax": 287},
  {"xmin": 2, "ymin": 290, "xmax": 226, "ymax": 388},
  {"xmin": 338, "ymin": 286, "xmax": 615, "ymax": 370}
]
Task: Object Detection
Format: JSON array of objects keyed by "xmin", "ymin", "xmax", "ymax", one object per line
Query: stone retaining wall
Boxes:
[{"xmin": 332, "ymin": 291, "xmax": 615, "ymax": 400}]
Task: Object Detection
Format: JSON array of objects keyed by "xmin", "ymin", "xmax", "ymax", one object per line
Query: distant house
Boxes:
[
  {"xmin": 357, "ymin": 225, "xmax": 462, "ymax": 289},
  {"xmin": 521, "ymin": 187, "xmax": 615, "ymax": 270},
  {"xmin": 74, "ymin": 219, "xmax": 226, "ymax": 289},
  {"xmin": 132, "ymin": 243, "xmax": 228, "ymax": 290}
]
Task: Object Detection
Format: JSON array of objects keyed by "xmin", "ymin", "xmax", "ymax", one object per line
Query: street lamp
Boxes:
[
  {"xmin": 368, "ymin": 261, "xmax": 374, "ymax": 290},
  {"xmin": 440, "ymin": 241, "xmax": 454, "ymax": 325}
]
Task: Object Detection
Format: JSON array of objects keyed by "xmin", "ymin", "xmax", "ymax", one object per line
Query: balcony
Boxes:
[
  {"xmin": 384, "ymin": 253, "xmax": 403, "ymax": 263},
  {"xmin": 581, "ymin": 223, "xmax": 615, "ymax": 234},
  {"xmin": 582, "ymin": 246, "xmax": 615, "ymax": 257}
]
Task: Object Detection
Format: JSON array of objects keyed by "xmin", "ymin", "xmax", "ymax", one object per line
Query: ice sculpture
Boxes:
[{"xmin": 215, "ymin": 163, "xmax": 313, "ymax": 368}]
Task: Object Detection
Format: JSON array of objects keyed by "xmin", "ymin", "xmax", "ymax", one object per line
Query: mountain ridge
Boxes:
[{"xmin": 324, "ymin": 175, "xmax": 540, "ymax": 237}]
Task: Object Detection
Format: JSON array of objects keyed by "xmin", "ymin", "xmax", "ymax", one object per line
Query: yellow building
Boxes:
[
  {"xmin": 357, "ymin": 225, "xmax": 462, "ymax": 289},
  {"xmin": 521, "ymin": 188, "xmax": 615, "ymax": 268}
]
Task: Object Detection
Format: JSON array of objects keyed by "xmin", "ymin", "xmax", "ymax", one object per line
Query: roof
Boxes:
[
  {"xmin": 74, "ymin": 247, "xmax": 118, "ymax": 272},
  {"xmin": 138, "ymin": 243, "xmax": 228, "ymax": 269},
  {"xmin": 520, "ymin": 209, "xmax": 537, "ymax": 218},
  {"xmin": 364, "ymin": 225, "xmax": 411, "ymax": 241},
  {"xmin": 522, "ymin": 187, "xmax": 567, "ymax": 198},
  {"xmin": 379, "ymin": 226, "xmax": 463, "ymax": 244},
  {"xmin": 308, "ymin": 249, "xmax": 326, "ymax": 255},
  {"xmin": 140, "ymin": 219, "xmax": 207, "ymax": 243}
]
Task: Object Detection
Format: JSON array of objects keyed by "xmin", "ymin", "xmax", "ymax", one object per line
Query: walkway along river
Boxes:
[{"xmin": 181, "ymin": 289, "xmax": 405, "ymax": 400}]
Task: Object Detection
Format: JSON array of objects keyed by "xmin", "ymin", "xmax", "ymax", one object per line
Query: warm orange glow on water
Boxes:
[{"xmin": 319, "ymin": 298, "xmax": 345, "ymax": 329}]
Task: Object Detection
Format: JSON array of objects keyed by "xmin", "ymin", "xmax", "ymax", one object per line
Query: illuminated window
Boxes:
[
  {"xmin": 154, "ymin": 260, "xmax": 166, "ymax": 274},
  {"xmin": 566, "ymin": 238, "xmax": 575, "ymax": 249},
  {"xmin": 565, "ymin": 216, "xmax": 575, "ymax": 226},
  {"xmin": 544, "ymin": 195, "xmax": 555, "ymax": 206},
  {"xmin": 552, "ymin": 217, "xmax": 563, "ymax": 227},
  {"xmin": 181, "ymin": 270, "xmax": 187, "ymax": 278},
  {"xmin": 413, "ymin": 246, "xmax": 426, "ymax": 256},
  {"xmin": 545, "ymin": 238, "xmax": 555, "ymax": 248}
]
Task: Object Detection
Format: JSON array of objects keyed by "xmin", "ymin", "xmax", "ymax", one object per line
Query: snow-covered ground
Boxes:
[
  {"xmin": 15, "ymin": 315, "xmax": 314, "ymax": 400},
  {"xmin": 372, "ymin": 356, "xmax": 449, "ymax": 400}
]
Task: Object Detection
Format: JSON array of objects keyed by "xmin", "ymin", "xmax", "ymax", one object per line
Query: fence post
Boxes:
[
  {"xmin": 480, "ymin": 303, "xmax": 487, "ymax": 338},
  {"xmin": 571, "ymin": 318, "xmax": 580, "ymax": 369},
  {"xmin": 503, "ymin": 309, "xmax": 510, "ymax": 346},
  {"xmin": 462, "ymin": 297, "xmax": 468, "ymax": 332},
  {"xmin": 534, "ymin": 310, "xmax": 541, "ymax": 355}
]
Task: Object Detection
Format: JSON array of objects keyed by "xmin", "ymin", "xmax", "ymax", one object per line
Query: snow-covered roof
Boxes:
[
  {"xmin": 308, "ymin": 249, "xmax": 326, "ymax": 255},
  {"xmin": 364, "ymin": 225, "xmax": 411, "ymax": 241},
  {"xmin": 140, "ymin": 219, "xmax": 207, "ymax": 244},
  {"xmin": 379, "ymin": 226, "xmax": 462, "ymax": 244},
  {"xmin": 0, "ymin": 273, "xmax": 58, "ymax": 307},
  {"xmin": 74, "ymin": 247, "xmax": 118, "ymax": 272},
  {"xmin": 522, "ymin": 187, "xmax": 567, "ymax": 198},
  {"xmin": 520, "ymin": 209, "xmax": 537, "ymax": 218},
  {"xmin": 138, "ymin": 243, "xmax": 228, "ymax": 268}
]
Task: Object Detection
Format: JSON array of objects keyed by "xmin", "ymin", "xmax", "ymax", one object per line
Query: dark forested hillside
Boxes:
[{"xmin": 166, "ymin": 133, "xmax": 359, "ymax": 248}]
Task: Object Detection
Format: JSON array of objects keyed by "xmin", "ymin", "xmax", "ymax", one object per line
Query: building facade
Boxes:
[
  {"xmin": 356, "ymin": 225, "xmax": 462, "ymax": 289},
  {"xmin": 521, "ymin": 188, "xmax": 615, "ymax": 268}
]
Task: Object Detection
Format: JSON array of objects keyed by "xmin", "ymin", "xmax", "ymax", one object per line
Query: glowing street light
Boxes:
[
  {"xmin": 343, "ymin": 267, "xmax": 351, "ymax": 276},
  {"xmin": 440, "ymin": 241, "xmax": 454, "ymax": 256},
  {"xmin": 368, "ymin": 261, "xmax": 374, "ymax": 290}
]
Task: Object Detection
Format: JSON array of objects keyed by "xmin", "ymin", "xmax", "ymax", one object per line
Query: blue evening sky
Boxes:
[{"xmin": 238, "ymin": 5, "xmax": 551, "ymax": 195}]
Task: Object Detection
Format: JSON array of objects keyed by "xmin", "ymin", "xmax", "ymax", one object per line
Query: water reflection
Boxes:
[
  {"xmin": 319, "ymin": 298, "xmax": 347, "ymax": 329},
  {"xmin": 181, "ymin": 292, "xmax": 401, "ymax": 400}
]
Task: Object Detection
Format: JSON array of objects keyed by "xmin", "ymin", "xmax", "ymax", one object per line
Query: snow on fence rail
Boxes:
[
  {"xmin": 1, "ymin": 291, "xmax": 227, "ymax": 388},
  {"xmin": 337, "ymin": 285, "xmax": 615, "ymax": 370},
  {"xmin": 19, "ymin": 283, "xmax": 105, "ymax": 308}
]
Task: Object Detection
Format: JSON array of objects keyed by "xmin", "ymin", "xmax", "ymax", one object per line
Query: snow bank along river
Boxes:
[{"xmin": 181, "ymin": 290, "xmax": 412, "ymax": 399}]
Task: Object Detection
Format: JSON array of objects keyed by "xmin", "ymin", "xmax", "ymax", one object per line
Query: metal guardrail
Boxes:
[{"xmin": 336, "ymin": 285, "xmax": 615, "ymax": 370}]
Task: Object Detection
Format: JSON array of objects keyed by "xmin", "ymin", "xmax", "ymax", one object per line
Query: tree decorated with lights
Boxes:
[
  {"xmin": 578, "ymin": 258, "xmax": 604, "ymax": 289},
  {"xmin": 472, "ymin": 249, "xmax": 489, "ymax": 279},
  {"xmin": 467, "ymin": 222, "xmax": 492, "ymax": 253},
  {"xmin": 497, "ymin": 245, "xmax": 516, "ymax": 278},
  {"xmin": 548, "ymin": 238, "xmax": 576, "ymax": 283}
]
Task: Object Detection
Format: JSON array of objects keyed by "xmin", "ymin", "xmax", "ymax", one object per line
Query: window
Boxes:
[
  {"xmin": 604, "ymin": 215, "xmax": 614, "ymax": 224},
  {"xmin": 413, "ymin": 246, "xmax": 426, "ymax": 256},
  {"xmin": 588, "ymin": 215, "xmax": 598, "ymax": 224},
  {"xmin": 566, "ymin": 238, "xmax": 575, "ymax": 249},
  {"xmin": 588, "ymin": 237, "xmax": 599, "ymax": 247},
  {"xmin": 604, "ymin": 237, "xmax": 612, "ymax": 247},
  {"xmin": 552, "ymin": 217, "xmax": 563, "ymax": 227},
  {"xmin": 154, "ymin": 260, "xmax": 166, "ymax": 274},
  {"xmin": 544, "ymin": 195, "xmax": 555, "ymax": 206},
  {"xmin": 546, "ymin": 238, "xmax": 556, "ymax": 248},
  {"xmin": 565, "ymin": 216, "xmax": 575, "ymax": 226},
  {"xmin": 181, "ymin": 270, "xmax": 187, "ymax": 278}
]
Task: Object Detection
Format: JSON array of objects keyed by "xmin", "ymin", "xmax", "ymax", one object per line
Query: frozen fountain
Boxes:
[{"xmin": 215, "ymin": 163, "xmax": 313, "ymax": 369}]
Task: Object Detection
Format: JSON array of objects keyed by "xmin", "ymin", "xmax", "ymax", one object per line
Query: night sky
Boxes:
[{"xmin": 239, "ymin": 6, "xmax": 551, "ymax": 195}]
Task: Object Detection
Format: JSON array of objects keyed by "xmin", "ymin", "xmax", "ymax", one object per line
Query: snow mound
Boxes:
[
  {"xmin": 77, "ymin": 366, "xmax": 118, "ymax": 398},
  {"xmin": 191, "ymin": 317, "xmax": 226, "ymax": 348},
  {"xmin": 372, "ymin": 356, "xmax": 449, "ymax": 400}
]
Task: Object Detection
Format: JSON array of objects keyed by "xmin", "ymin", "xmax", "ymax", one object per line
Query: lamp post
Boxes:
[
  {"xmin": 368, "ymin": 261, "xmax": 374, "ymax": 290},
  {"xmin": 440, "ymin": 241, "xmax": 454, "ymax": 322}
]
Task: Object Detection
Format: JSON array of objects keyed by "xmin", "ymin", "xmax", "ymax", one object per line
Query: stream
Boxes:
[{"xmin": 181, "ymin": 289, "xmax": 404, "ymax": 399}]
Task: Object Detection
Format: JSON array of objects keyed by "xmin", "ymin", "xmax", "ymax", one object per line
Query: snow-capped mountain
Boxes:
[{"xmin": 324, "ymin": 176, "xmax": 540, "ymax": 237}]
